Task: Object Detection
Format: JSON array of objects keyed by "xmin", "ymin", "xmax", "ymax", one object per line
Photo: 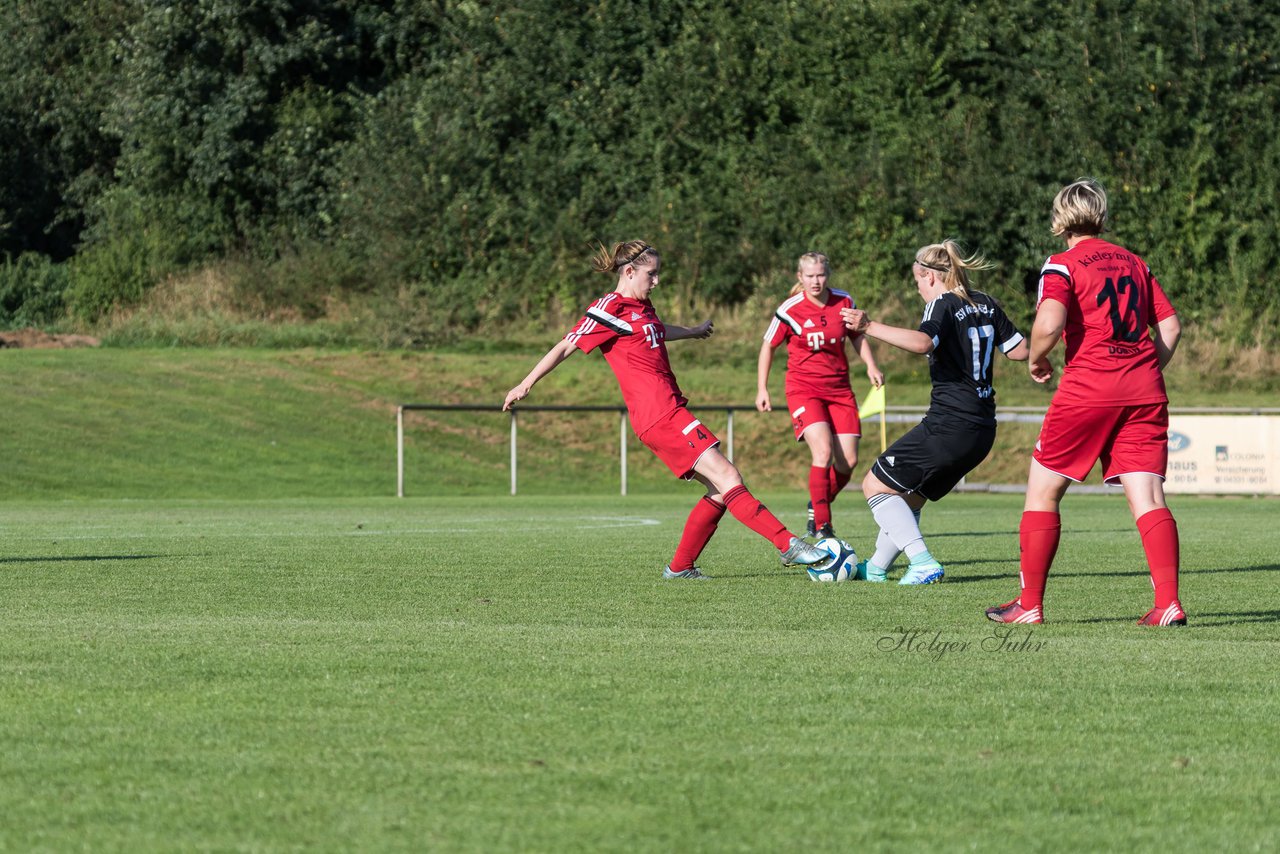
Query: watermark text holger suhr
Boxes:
[{"xmin": 877, "ymin": 626, "xmax": 1046, "ymax": 661}]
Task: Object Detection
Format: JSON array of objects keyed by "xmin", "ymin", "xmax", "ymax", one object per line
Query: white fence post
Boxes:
[
  {"xmin": 510, "ymin": 409, "xmax": 518, "ymax": 496},
  {"xmin": 396, "ymin": 406, "xmax": 405, "ymax": 498},
  {"xmin": 620, "ymin": 410, "xmax": 628, "ymax": 496},
  {"xmin": 726, "ymin": 408, "xmax": 734, "ymax": 462}
]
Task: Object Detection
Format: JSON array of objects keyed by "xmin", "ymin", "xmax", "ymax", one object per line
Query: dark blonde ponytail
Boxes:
[{"xmin": 591, "ymin": 240, "xmax": 656, "ymax": 274}]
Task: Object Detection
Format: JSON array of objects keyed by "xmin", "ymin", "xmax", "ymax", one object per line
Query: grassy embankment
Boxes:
[{"xmin": 5, "ymin": 298, "xmax": 1277, "ymax": 503}]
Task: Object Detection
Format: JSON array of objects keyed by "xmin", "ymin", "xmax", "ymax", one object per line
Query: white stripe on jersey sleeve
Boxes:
[
  {"xmin": 763, "ymin": 316, "xmax": 782, "ymax": 342},
  {"xmin": 774, "ymin": 294, "xmax": 806, "ymax": 336},
  {"xmin": 1000, "ymin": 331, "xmax": 1025, "ymax": 352},
  {"xmin": 564, "ymin": 318, "xmax": 597, "ymax": 345},
  {"xmin": 585, "ymin": 305, "xmax": 634, "ymax": 334},
  {"xmin": 1038, "ymin": 260, "xmax": 1070, "ymax": 303},
  {"xmin": 566, "ymin": 293, "xmax": 623, "ymax": 343}
]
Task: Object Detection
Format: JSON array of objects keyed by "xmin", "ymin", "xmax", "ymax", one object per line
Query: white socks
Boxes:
[{"xmin": 867, "ymin": 494, "xmax": 927, "ymax": 562}]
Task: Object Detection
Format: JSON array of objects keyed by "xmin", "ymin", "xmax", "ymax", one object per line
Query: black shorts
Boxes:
[{"xmin": 870, "ymin": 415, "xmax": 995, "ymax": 501}]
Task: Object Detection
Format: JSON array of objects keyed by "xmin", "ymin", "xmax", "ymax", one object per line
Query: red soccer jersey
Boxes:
[
  {"xmin": 565, "ymin": 292, "xmax": 687, "ymax": 435},
  {"xmin": 1038, "ymin": 237, "xmax": 1176, "ymax": 406},
  {"xmin": 763, "ymin": 289, "xmax": 856, "ymax": 398}
]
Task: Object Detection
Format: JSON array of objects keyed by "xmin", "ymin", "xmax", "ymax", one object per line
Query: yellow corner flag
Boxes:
[
  {"xmin": 858, "ymin": 384, "xmax": 885, "ymax": 418},
  {"xmin": 859, "ymin": 384, "xmax": 888, "ymax": 452}
]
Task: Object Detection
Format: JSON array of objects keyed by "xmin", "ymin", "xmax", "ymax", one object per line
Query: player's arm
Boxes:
[
  {"xmin": 1005, "ymin": 338, "xmax": 1030, "ymax": 361},
  {"xmin": 852, "ymin": 331, "xmax": 886, "ymax": 387},
  {"xmin": 503, "ymin": 338, "xmax": 578, "ymax": 410},
  {"xmin": 1028, "ymin": 298, "xmax": 1067, "ymax": 384},
  {"xmin": 756, "ymin": 340, "xmax": 777, "ymax": 411},
  {"xmin": 844, "ymin": 309, "xmax": 933, "ymax": 355},
  {"xmin": 665, "ymin": 319, "xmax": 714, "ymax": 341},
  {"xmin": 1153, "ymin": 313, "xmax": 1181, "ymax": 370}
]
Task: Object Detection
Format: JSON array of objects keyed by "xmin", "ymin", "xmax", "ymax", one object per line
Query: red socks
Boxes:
[
  {"xmin": 1137, "ymin": 508, "xmax": 1180, "ymax": 608},
  {"xmin": 811, "ymin": 466, "xmax": 852, "ymax": 528},
  {"xmin": 723, "ymin": 485, "xmax": 793, "ymax": 550},
  {"xmin": 809, "ymin": 466, "xmax": 832, "ymax": 528},
  {"xmin": 831, "ymin": 467, "xmax": 852, "ymax": 499},
  {"xmin": 1018, "ymin": 511, "xmax": 1061, "ymax": 610},
  {"xmin": 669, "ymin": 497, "xmax": 726, "ymax": 571}
]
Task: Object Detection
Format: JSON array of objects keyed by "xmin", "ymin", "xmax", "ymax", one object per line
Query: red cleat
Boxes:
[
  {"xmin": 985, "ymin": 598, "xmax": 1044, "ymax": 624},
  {"xmin": 1137, "ymin": 601, "xmax": 1187, "ymax": 626}
]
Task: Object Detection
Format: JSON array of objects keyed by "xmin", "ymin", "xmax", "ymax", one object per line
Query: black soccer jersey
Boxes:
[{"xmin": 918, "ymin": 291, "xmax": 1024, "ymax": 425}]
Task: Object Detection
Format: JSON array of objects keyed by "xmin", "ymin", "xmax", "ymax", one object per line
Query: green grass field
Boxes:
[{"xmin": 3, "ymin": 491, "xmax": 1277, "ymax": 851}]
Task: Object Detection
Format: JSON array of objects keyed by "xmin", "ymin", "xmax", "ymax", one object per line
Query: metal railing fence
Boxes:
[
  {"xmin": 396, "ymin": 403, "xmax": 1280, "ymax": 497},
  {"xmin": 394, "ymin": 403, "xmax": 1052, "ymax": 497}
]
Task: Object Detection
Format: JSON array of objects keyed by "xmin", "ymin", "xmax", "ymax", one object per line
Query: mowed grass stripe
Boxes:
[{"xmin": 1, "ymin": 493, "xmax": 1277, "ymax": 851}]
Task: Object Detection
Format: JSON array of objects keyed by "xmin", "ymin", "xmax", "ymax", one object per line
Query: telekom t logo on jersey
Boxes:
[
  {"xmin": 806, "ymin": 332, "xmax": 825, "ymax": 350},
  {"xmin": 642, "ymin": 323, "xmax": 664, "ymax": 349}
]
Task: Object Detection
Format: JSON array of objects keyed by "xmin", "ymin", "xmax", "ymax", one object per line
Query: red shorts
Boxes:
[
  {"xmin": 786, "ymin": 394, "xmax": 861, "ymax": 442},
  {"xmin": 1033, "ymin": 402, "xmax": 1169, "ymax": 484},
  {"xmin": 639, "ymin": 406, "xmax": 722, "ymax": 479}
]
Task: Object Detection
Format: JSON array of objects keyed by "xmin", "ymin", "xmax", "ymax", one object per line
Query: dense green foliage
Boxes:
[{"xmin": 1, "ymin": 0, "xmax": 1277, "ymax": 341}]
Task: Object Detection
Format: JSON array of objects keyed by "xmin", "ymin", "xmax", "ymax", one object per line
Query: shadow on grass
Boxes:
[
  {"xmin": 944, "ymin": 562, "xmax": 1280, "ymax": 584},
  {"xmin": 1185, "ymin": 564, "xmax": 1280, "ymax": 575},
  {"xmin": 718, "ymin": 562, "xmax": 1280, "ymax": 584},
  {"xmin": 0, "ymin": 554, "xmax": 168, "ymax": 564},
  {"xmin": 1077, "ymin": 609, "xmax": 1280, "ymax": 626},
  {"xmin": 927, "ymin": 527, "xmax": 1134, "ymax": 539}
]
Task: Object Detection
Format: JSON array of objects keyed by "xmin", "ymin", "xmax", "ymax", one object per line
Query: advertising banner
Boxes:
[{"xmin": 1165, "ymin": 416, "xmax": 1279, "ymax": 494}]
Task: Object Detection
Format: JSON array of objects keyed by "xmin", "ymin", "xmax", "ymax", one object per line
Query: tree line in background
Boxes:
[{"xmin": 1, "ymin": 0, "xmax": 1276, "ymax": 345}]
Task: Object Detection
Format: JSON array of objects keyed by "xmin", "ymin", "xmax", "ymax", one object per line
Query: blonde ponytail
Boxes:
[{"xmin": 915, "ymin": 239, "xmax": 991, "ymax": 306}]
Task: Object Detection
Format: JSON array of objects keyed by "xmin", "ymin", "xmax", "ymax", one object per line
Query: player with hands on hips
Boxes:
[
  {"xmin": 986, "ymin": 178, "xmax": 1186, "ymax": 626},
  {"xmin": 840, "ymin": 240, "xmax": 1028, "ymax": 585},
  {"xmin": 757, "ymin": 252, "xmax": 883, "ymax": 541},
  {"xmin": 504, "ymin": 240, "xmax": 830, "ymax": 579}
]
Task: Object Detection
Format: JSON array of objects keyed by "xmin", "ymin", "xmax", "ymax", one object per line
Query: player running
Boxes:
[
  {"xmin": 503, "ymin": 240, "xmax": 830, "ymax": 579},
  {"xmin": 987, "ymin": 178, "xmax": 1186, "ymax": 626},
  {"xmin": 757, "ymin": 252, "xmax": 883, "ymax": 541},
  {"xmin": 842, "ymin": 240, "xmax": 1028, "ymax": 584}
]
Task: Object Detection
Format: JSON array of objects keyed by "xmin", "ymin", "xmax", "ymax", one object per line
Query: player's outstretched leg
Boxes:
[
  {"xmin": 693, "ymin": 450, "xmax": 827, "ymax": 569},
  {"xmin": 720, "ymin": 484, "xmax": 827, "ymax": 566}
]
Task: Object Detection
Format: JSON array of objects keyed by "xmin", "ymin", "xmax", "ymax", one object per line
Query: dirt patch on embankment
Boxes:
[{"xmin": 0, "ymin": 328, "xmax": 100, "ymax": 348}]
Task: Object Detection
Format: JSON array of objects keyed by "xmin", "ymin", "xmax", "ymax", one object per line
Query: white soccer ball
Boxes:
[{"xmin": 808, "ymin": 537, "xmax": 858, "ymax": 582}]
